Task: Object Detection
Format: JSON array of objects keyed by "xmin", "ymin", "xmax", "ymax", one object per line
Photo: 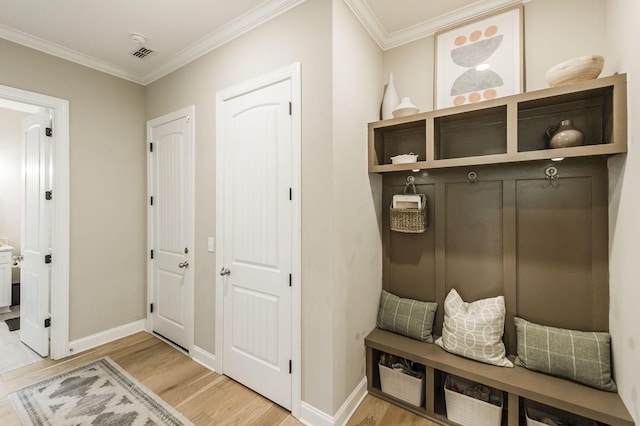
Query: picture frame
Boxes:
[{"xmin": 434, "ymin": 6, "xmax": 523, "ymax": 110}]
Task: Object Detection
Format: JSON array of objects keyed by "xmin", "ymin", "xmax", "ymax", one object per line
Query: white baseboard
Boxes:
[
  {"xmin": 334, "ymin": 377, "xmax": 368, "ymax": 426},
  {"xmin": 68, "ymin": 319, "xmax": 146, "ymax": 355},
  {"xmin": 191, "ymin": 345, "xmax": 218, "ymax": 372},
  {"xmin": 298, "ymin": 376, "xmax": 368, "ymax": 426},
  {"xmin": 299, "ymin": 402, "xmax": 334, "ymax": 426}
]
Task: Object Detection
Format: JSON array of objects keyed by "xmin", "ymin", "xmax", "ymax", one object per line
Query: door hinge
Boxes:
[
  {"xmin": 45, "ymin": 190, "xmax": 53, "ymax": 200},
  {"xmin": 289, "ymin": 101, "xmax": 292, "ymax": 115},
  {"xmin": 44, "ymin": 254, "xmax": 52, "ymax": 264},
  {"xmin": 289, "ymin": 274, "xmax": 292, "ymax": 287},
  {"xmin": 46, "ymin": 127, "xmax": 53, "ymax": 137},
  {"xmin": 44, "ymin": 318, "xmax": 51, "ymax": 328},
  {"xmin": 289, "ymin": 188, "xmax": 292, "ymax": 201},
  {"xmin": 289, "ymin": 360, "xmax": 292, "ymax": 374},
  {"xmin": 150, "ymin": 303, "xmax": 154, "ymax": 313},
  {"xmin": 149, "ymin": 142, "xmax": 153, "ymax": 152},
  {"xmin": 150, "ymin": 196, "xmax": 153, "ymax": 206},
  {"xmin": 150, "ymin": 250, "xmax": 154, "ymax": 259}
]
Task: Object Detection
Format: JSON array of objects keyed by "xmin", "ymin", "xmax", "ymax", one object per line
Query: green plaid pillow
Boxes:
[
  {"xmin": 377, "ymin": 290, "xmax": 437, "ymax": 343},
  {"xmin": 514, "ymin": 317, "xmax": 617, "ymax": 392}
]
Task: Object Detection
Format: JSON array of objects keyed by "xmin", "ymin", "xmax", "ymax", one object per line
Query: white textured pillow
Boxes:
[{"xmin": 435, "ymin": 289, "xmax": 513, "ymax": 367}]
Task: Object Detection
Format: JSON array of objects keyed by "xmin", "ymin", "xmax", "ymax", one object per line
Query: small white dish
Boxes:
[{"xmin": 390, "ymin": 153, "xmax": 418, "ymax": 164}]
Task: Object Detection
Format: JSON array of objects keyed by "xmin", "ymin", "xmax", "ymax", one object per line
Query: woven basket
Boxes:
[
  {"xmin": 525, "ymin": 400, "xmax": 596, "ymax": 426},
  {"xmin": 390, "ymin": 194, "xmax": 427, "ymax": 233},
  {"xmin": 444, "ymin": 375, "xmax": 503, "ymax": 426},
  {"xmin": 379, "ymin": 363, "xmax": 424, "ymax": 406}
]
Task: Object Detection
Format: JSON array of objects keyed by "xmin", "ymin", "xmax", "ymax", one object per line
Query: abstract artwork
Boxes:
[{"xmin": 435, "ymin": 7, "xmax": 522, "ymax": 109}]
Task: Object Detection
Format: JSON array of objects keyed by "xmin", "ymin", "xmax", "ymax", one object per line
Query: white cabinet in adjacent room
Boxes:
[{"xmin": 0, "ymin": 246, "xmax": 14, "ymax": 313}]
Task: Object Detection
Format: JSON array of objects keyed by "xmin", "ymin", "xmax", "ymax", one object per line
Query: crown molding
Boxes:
[
  {"xmin": 141, "ymin": 0, "xmax": 307, "ymax": 85},
  {"xmin": 344, "ymin": 0, "xmax": 525, "ymax": 50},
  {"xmin": 0, "ymin": 0, "xmax": 306, "ymax": 86},
  {"xmin": 0, "ymin": 24, "xmax": 145, "ymax": 84}
]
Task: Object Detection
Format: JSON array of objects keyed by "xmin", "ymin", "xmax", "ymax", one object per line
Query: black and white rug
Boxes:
[{"xmin": 10, "ymin": 356, "xmax": 193, "ymax": 426}]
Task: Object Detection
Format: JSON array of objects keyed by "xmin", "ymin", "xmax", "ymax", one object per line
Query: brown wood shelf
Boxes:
[
  {"xmin": 368, "ymin": 74, "xmax": 627, "ymax": 173},
  {"xmin": 366, "ymin": 328, "xmax": 635, "ymax": 426}
]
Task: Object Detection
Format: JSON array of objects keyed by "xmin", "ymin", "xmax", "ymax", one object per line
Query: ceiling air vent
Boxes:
[{"xmin": 131, "ymin": 46, "xmax": 155, "ymax": 60}]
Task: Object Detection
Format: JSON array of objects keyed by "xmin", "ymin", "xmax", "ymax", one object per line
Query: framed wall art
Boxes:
[{"xmin": 434, "ymin": 6, "xmax": 523, "ymax": 110}]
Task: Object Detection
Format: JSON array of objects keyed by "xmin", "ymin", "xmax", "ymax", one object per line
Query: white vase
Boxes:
[{"xmin": 381, "ymin": 73, "xmax": 399, "ymax": 120}]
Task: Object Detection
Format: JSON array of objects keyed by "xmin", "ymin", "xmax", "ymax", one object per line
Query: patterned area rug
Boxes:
[{"xmin": 10, "ymin": 356, "xmax": 193, "ymax": 426}]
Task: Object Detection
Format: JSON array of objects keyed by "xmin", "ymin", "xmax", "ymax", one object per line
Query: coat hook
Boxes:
[
  {"xmin": 545, "ymin": 166, "xmax": 559, "ymax": 180},
  {"xmin": 404, "ymin": 175, "xmax": 417, "ymax": 194},
  {"xmin": 467, "ymin": 171, "xmax": 478, "ymax": 183}
]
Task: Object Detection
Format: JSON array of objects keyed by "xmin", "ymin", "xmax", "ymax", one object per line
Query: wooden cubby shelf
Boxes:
[
  {"xmin": 366, "ymin": 329, "xmax": 635, "ymax": 426},
  {"xmin": 368, "ymin": 74, "xmax": 627, "ymax": 172}
]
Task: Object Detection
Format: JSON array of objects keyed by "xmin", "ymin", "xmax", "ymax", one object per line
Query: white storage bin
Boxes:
[
  {"xmin": 379, "ymin": 362, "xmax": 425, "ymax": 407},
  {"xmin": 444, "ymin": 375, "xmax": 503, "ymax": 426},
  {"xmin": 525, "ymin": 400, "xmax": 597, "ymax": 426}
]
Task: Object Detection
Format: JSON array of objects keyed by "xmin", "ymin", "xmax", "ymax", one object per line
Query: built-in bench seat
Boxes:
[{"xmin": 365, "ymin": 328, "xmax": 634, "ymax": 426}]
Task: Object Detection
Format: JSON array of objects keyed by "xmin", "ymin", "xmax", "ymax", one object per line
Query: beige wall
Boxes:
[
  {"xmin": 524, "ymin": 0, "xmax": 606, "ymax": 91},
  {"xmin": 0, "ymin": 39, "xmax": 146, "ymax": 340},
  {"xmin": 606, "ymin": 0, "xmax": 640, "ymax": 421},
  {"xmin": 331, "ymin": 0, "xmax": 383, "ymax": 411},
  {"xmin": 383, "ymin": 37, "xmax": 434, "ymax": 113},
  {"xmin": 0, "ymin": 107, "xmax": 29, "ymax": 283},
  {"xmin": 145, "ymin": 0, "xmax": 337, "ymax": 413},
  {"xmin": 382, "ymin": 0, "xmax": 607, "ymax": 112}
]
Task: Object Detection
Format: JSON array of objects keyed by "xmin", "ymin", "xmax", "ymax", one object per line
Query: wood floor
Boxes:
[{"xmin": 0, "ymin": 332, "xmax": 437, "ymax": 425}]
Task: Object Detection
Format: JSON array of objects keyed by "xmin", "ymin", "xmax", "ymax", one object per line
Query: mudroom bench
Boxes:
[{"xmin": 365, "ymin": 328, "xmax": 634, "ymax": 426}]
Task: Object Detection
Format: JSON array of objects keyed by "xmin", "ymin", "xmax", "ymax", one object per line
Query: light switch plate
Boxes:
[{"xmin": 207, "ymin": 237, "xmax": 214, "ymax": 253}]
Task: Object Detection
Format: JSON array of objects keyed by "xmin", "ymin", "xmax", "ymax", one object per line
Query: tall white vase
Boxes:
[{"xmin": 381, "ymin": 73, "xmax": 399, "ymax": 120}]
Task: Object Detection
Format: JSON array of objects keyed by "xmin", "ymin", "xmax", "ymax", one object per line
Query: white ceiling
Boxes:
[{"xmin": 0, "ymin": 0, "xmax": 523, "ymax": 86}]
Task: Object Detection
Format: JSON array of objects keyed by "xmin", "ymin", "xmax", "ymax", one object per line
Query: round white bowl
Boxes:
[{"xmin": 545, "ymin": 55, "xmax": 604, "ymax": 88}]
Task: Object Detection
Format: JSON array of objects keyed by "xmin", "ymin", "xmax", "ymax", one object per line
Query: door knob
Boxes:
[
  {"xmin": 178, "ymin": 261, "xmax": 189, "ymax": 268},
  {"xmin": 219, "ymin": 267, "xmax": 230, "ymax": 276}
]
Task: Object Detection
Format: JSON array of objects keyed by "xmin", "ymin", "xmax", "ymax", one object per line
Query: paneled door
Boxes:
[
  {"xmin": 147, "ymin": 107, "xmax": 194, "ymax": 352},
  {"xmin": 219, "ymin": 77, "xmax": 293, "ymax": 410},
  {"xmin": 20, "ymin": 110, "xmax": 52, "ymax": 357}
]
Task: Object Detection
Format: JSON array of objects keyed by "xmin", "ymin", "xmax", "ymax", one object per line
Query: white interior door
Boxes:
[
  {"xmin": 20, "ymin": 110, "xmax": 52, "ymax": 358},
  {"xmin": 147, "ymin": 108, "xmax": 194, "ymax": 351},
  {"xmin": 220, "ymin": 79, "xmax": 293, "ymax": 409}
]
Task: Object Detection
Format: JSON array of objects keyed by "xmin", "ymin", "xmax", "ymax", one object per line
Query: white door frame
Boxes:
[
  {"xmin": 146, "ymin": 106, "xmax": 196, "ymax": 352},
  {"xmin": 0, "ymin": 84, "xmax": 70, "ymax": 360},
  {"xmin": 215, "ymin": 63, "xmax": 301, "ymax": 417}
]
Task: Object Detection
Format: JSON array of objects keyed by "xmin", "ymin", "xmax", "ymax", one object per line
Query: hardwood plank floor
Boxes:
[{"xmin": 0, "ymin": 332, "xmax": 436, "ymax": 425}]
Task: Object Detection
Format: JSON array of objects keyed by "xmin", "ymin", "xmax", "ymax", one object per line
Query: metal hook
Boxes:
[
  {"xmin": 403, "ymin": 175, "xmax": 417, "ymax": 194},
  {"xmin": 545, "ymin": 166, "xmax": 559, "ymax": 180}
]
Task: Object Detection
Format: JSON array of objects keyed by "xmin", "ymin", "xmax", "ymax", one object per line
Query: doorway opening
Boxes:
[{"xmin": 0, "ymin": 85, "xmax": 70, "ymax": 370}]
